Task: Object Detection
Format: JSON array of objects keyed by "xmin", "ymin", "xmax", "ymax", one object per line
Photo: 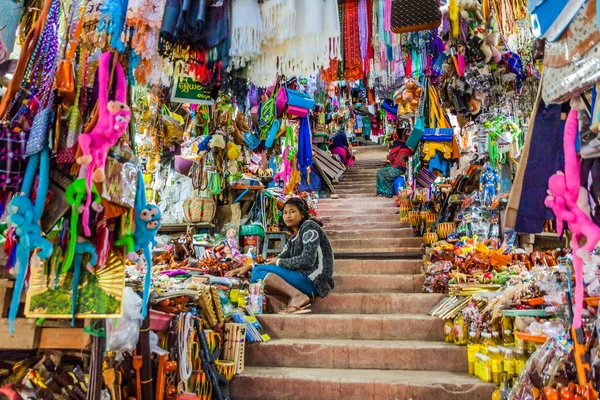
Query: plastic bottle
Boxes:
[
  {"xmin": 491, "ymin": 330, "xmax": 501, "ymax": 347},
  {"xmin": 467, "ymin": 329, "xmax": 480, "ymax": 375},
  {"xmin": 503, "ymin": 348, "xmax": 516, "ymax": 379},
  {"xmin": 514, "ymin": 349, "xmax": 527, "ymax": 375},
  {"xmin": 475, "ymin": 353, "xmax": 482, "ymax": 380},
  {"xmin": 480, "ymin": 354, "xmax": 492, "ymax": 383},
  {"xmin": 501, "ymin": 316, "xmax": 514, "ymax": 346},
  {"xmin": 230, "ymin": 282, "xmax": 240, "ymax": 303},
  {"xmin": 492, "ymin": 387, "xmax": 501, "ymax": 400},
  {"xmin": 489, "ymin": 346, "xmax": 503, "ymax": 384},
  {"xmin": 444, "ymin": 320, "xmax": 455, "ymax": 343},
  {"xmin": 453, "ymin": 314, "xmax": 468, "ymax": 345},
  {"xmin": 480, "ymin": 332, "xmax": 495, "ymax": 355},
  {"xmin": 500, "ymin": 371, "xmax": 509, "ymax": 400}
]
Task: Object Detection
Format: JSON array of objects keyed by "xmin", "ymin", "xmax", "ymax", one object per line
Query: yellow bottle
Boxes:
[
  {"xmin": 514, "ymin": 349, "xmax": 527, "ymax": 375},
  {"xmin": 475, "ymin": 353, "xmax": 483, "ymax": 380},
  {"xmin": 489, "ymin": 346, "xmax": 503, "ymax": 384},
  {"xmin": 503, "ymin": 348, "xmax": 516, "ymax": 379},
  {"xmin": 444, "ymin": 320, "xmax": 455, "ymax": 343},
  {"xmin": 492, "ymin": 387, "xmax": 501, "ymax": 400},
  {"xmin": 480, "ymin": 354, "xmax": 492, "ymax": 383},
  {"xmin": 501, "ymin": 316, "xmax": 514, "ymax": 346},
  {"xmin": 467, "ymin": 329, "xmax": 479, "ymax": 375},
  {"xmin": 453, "ymin": 314, "xmax": 468, "ymax": 345},
  {"xmin": 480, "ymin": 332, "xmax": 495, "ymax": 355}
]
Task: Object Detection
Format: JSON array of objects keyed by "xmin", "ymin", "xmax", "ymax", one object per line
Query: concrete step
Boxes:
[
  {"xmin": 324, "ymin": 221, "xmax": 410, "ymax": 231},
  {"xmin": 334, "ymin": 248, "xmax": 424, "ymax": 257},
  {"xmin": 336, "ymin": 188, "xmax": 378, "ymax": 195},
  {"xmin": 245, "ymin": 339, "xmax": 467, "ymax": 371},
  {"xmin": 231, "ymin": 367, "xmax": 495, "ymax": 400},
  {"xmin": 256, "ymin": 314, "xmax": 445, "ymax": 340},
  {"xmin": 326, "ymin": 228, "xmax": 414, "ymax": 240},
  {"xmin": 318, "ymin": 197, "xmax": 392, "ymax": 206},
  {"xmin": 335, "ymin": 182, "xmax": 376, "ymax": 189},
  {"xmin": 318, "ymin": 207, "xmax": 399, "ymax": 217},
  {"xmin": 321, "ymin": 214, "xmax": 404, "ymax": 224},
  {"xmin": 335, "ymin": 259, "xmax": 423, "ymax": 275},
  {"xmin": 330, "ymin": 237, "xmax": 423, "ymax": 250},
  {"xmin": 312, "ymin": 293, "xmax": 443, "ymax": 314},
  {"xmin": 334, "ymin": 274, "xmax": 425, "ymax": 293},
  {"xmin": 337, "ymin": 193, "xmax": 382, "ymax": 199},
  {"xmin": 339, "ymin": 175, "xmax": 378, "ymax": 181}
]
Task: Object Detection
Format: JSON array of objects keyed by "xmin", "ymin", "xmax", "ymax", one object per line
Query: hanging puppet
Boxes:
[
  {"xmin": 545, "ymin": 110, "xmax": 600, "ymax": 329},
  {"xmin": 76, "ymin": 52, "xmax": 131, "ymax": 237},
  {"xmin": 116, "ymin": 170, "xmax": 162, "ymax": 317}
]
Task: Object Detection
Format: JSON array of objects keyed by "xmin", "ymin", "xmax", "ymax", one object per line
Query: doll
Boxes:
[
  {"xmin": 225, "ymin": 229, "xmax": 243, "ymax": 263},
  {"xmin": 480, "ymin": 166, "xmax": 499, "ymax": 206},
  {"xmin": 77, "ymin": 52, "xmax": 131, "ymax": 237},
  {"xmin": 115, "ymin": 171, "xmax": 162, "ymax": 317},
  {"xmin": 63, "ymin": 179, "xmax": 103, "ymax": 273}
]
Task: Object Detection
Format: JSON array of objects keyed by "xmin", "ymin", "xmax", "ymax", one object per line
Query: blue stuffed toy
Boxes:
[
  {"xmin": 116, "ymin": 170, "xmax": 161, "ymax": 317},
  {"xmin": 6, "ymin": 149, "xmax": 52, "ymax": 333}
]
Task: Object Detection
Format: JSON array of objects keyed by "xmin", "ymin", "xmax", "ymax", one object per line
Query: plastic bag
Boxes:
[{"xmin": 106, "ymin": 287, "xmax": 143, "ymax": 358}]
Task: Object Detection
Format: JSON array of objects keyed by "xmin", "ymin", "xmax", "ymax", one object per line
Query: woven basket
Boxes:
[{"xmin": 183, "ymin": 197, "xmax": 216, "ymax": 223}]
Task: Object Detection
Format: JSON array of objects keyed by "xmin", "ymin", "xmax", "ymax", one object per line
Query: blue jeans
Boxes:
[{"xmin": 250, "ymin": 265, "xmax": 316, "ymax": 297}]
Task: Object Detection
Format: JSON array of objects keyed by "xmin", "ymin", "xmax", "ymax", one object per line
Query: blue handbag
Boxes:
[
  {"xmin": 528, "ymin": 0, "xmax": 586, "ymax": 41},
  {"xmin": 285, "ymin": 88, "xmax": 314, "ymax": 110}
]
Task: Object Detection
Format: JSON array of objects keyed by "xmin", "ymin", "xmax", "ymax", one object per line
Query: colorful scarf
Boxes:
[{"xmin": 344, "ymin": 0, "xmax": 363, "ymax": 81}]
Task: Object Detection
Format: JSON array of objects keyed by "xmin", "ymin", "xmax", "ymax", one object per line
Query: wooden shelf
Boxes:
[{"xmin": 159, "ymin": 223, "xmax": 215, "ymax": 233}]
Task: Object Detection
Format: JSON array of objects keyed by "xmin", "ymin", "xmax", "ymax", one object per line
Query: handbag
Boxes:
[
  {"xmin": 391, "ymin": 0, "xmax": 441, "ymax": 34},
  {"xmin": 528, "ymin": 0, "xmax": 586, "ymax": 41},
  {"xmin": 25, "ymin": 103, "xmax": 53, "ymax": 156},
  {"xmin": 183, "ymin": 197, "xmax": 216, "ymax": 223},
  {"xmin": 285, "ymin": 105, "xmax": 310, "ymax": 117},
  {"xmin": 542, "ymin": 0, "xmax": 600, "ymax": 104},
  {"xmin": 276, "ymin": 85, "xmax": 288, "ymax": 116},
  {"xmin": 285, "ymin": 88, "xmax": 314, "ymax": 110}
]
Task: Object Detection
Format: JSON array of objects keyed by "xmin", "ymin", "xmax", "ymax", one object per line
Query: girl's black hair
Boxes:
[{"xmin": 282, "ymin": 198, "xmax": 324, "ymax": 227}]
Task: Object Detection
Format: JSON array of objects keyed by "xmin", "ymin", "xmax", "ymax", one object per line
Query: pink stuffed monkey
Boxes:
[
  {"xmin": 274, "ymin": 147, "xmax": 292, "ymax": 188},
  {"xmin": 545, "ymin": 109, "xmax": 600, "ymax": 329},
  {"xmin": 77, "ymin": 52, "xmax": 131, "ymax": 236}
]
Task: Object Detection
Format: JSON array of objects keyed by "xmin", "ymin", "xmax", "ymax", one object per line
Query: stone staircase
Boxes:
[{"xmin": 231, "ymin": 146, "xmax": 495, "ymax": 399}]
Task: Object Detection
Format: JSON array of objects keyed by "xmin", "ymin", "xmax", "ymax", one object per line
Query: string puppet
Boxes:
[
  {"xmin": 63, "ymin": 178, "xmax": 103, "ymax": 273},
  {"xmin": 77, "ymin": 52, "xmax": 131, "ymax": 237},
  {"xmin": 116, "ymin": 170, "xmax": 162, "ymax": 317},
  {"xmin": 6, "ymin": 148, "xmax": 52, "ymax": 333},
  {"xmin": 545, "ymin": 110, "xmax": 600, "ymax": 329}
]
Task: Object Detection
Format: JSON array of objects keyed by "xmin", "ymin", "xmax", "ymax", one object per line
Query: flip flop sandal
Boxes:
[{"xmin": 279, "ymin": 304, "xmax": 312, "ymax": 315}]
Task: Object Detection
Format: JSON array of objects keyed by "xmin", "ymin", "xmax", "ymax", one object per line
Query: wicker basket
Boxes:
[{"xmin": 183, "ymin": 197, "xmax": 216, "ymax": 223}]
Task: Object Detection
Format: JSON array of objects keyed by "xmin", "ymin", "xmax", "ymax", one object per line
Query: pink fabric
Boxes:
[{"xmin": 331, "ymin": 147, "xmax": 355, "ymax": 167}]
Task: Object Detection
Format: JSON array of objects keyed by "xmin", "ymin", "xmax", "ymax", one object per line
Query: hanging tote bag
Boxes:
[
  {"xmin": 542, "ymin": 0, "xmax": 600, "ymax": 104},
  {"xmin": 391, "ymin": 0, "xmax": 441, "ymax": 34}
]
